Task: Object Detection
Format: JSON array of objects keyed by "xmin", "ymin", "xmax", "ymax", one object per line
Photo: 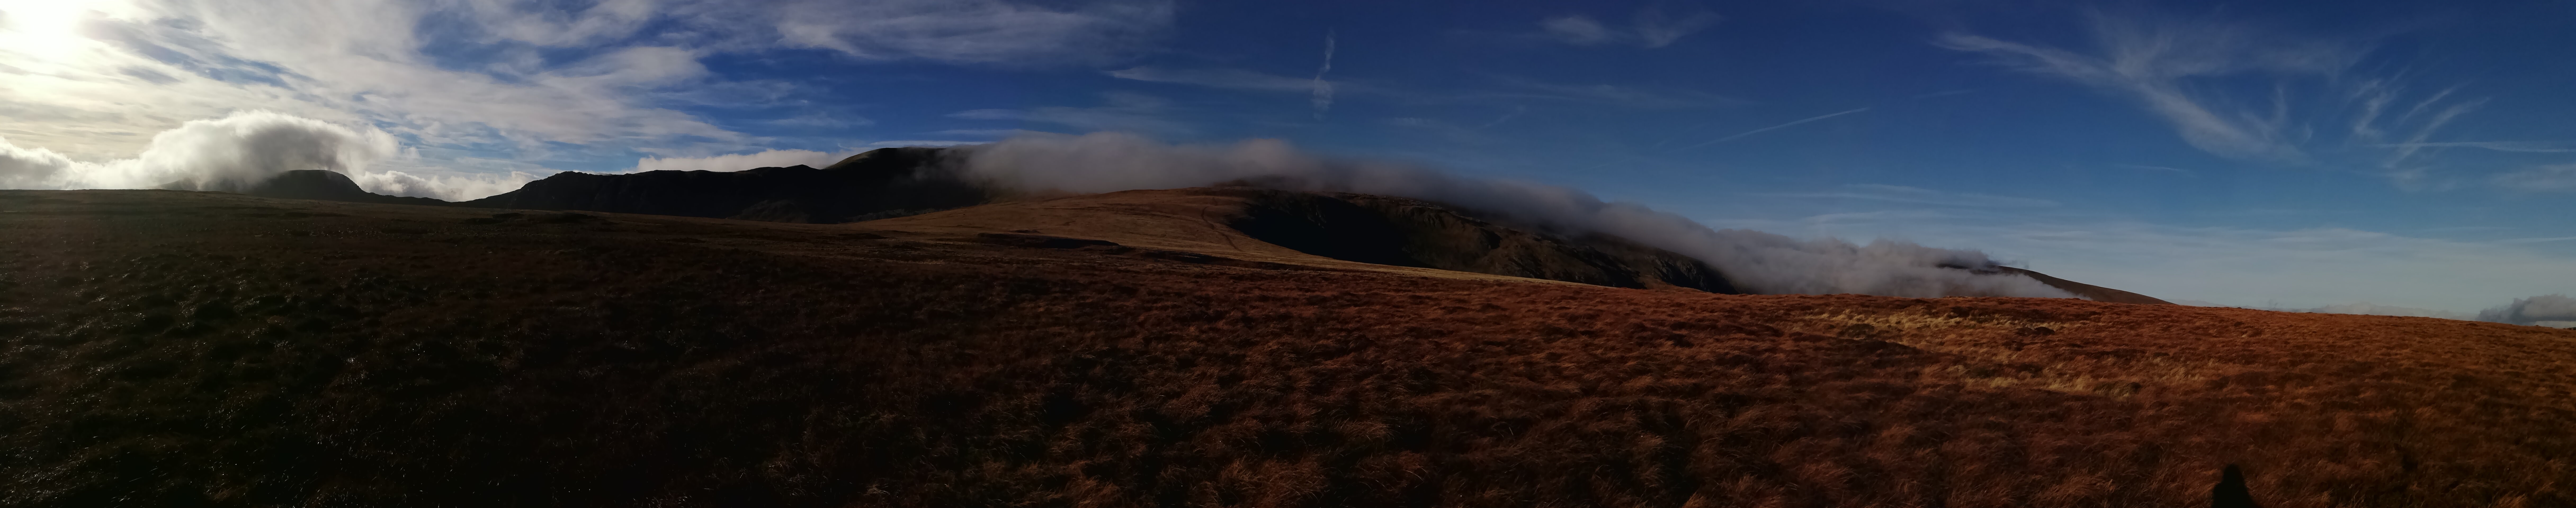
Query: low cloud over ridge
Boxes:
[
  {"xmin": 2, "ymin": 111, "xmax": 389, "ymax": 191},
  {"xmin": 632, "ymin": 149, "xmax": 847, "ymax": 174},
  {"xmin": 2479, "ymin": 294, "xmax": 2576, "ymax": 326},
  {"xmin": 0, "ymin": 111, "xmax": 526, "ymax": 201},
  {"xmin": 958, "ymin": 132, "xmax": 2073, "ymax": 298}
]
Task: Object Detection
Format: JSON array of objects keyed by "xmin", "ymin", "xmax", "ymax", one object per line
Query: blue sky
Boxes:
[{"xmin": 2, "ymin": 0, "xmax": 2573, "ymax": 314}]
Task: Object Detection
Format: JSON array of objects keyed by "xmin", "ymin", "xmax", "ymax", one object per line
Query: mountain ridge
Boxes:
[
  {"xmin": 457, "ymin": 147, "xmax": 982, "ymax": 223},
  {"xmin": 210, "ymin": 148, "xmax": 2166, "ymax": 302}
]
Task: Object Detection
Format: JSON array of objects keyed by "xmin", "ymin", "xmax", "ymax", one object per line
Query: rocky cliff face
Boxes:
[
  {"xmin": 1227, "ymin": 188, "xmax": 1739, "ymax": 293},
  {"xmin": 455, "ymin": 147, "xmax": 986, "ymax": 223}
]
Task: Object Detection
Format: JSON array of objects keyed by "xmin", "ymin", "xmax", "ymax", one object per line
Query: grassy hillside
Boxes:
[{"xmin": 1, "ymin": 190, "xmax": 2570, "ymax": 507}]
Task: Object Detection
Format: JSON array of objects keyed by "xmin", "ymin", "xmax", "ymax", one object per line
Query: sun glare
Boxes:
[{"xmin": 0, "ymin": 0, "xmax": 133, "ymax": 65}]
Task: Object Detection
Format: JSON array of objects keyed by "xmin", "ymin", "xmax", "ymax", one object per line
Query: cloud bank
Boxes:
[
  {"xmin": 957, "ymin": 132, "xmax": 2073, "ymax": 298},
  {"xmin": 0, "ymin": 111, "xmax": 391, "ymax": 190},
  {"xmin": 0, "ymin": 111, "xmax": 541, "ymax": 201},
  {"xmin": 631, "ymin": 149, "xmax": 847, "ymax": 173},
  {"xmin": 1702, "ymin": 201, "xmax": 2576, "ymax": 315},
  {"xmin": 2478, "ymin": 294, "xmax": 2576, "ymax": 326}
]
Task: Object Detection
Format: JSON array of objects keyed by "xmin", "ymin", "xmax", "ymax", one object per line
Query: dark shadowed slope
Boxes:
[
  {"xmin": 1228, "ymin": 188, "xmax": 1737, "ymax": 293},
  {"xmin": 865, "ymin": 187, "xmax": 1739, "ymax": 293},
  {"xmin": 457, "ymin": 147, "xmax": 986, "ymax": 223},
  {"xmin": 168, "ymin": 169, "xmax": 453, "ymax": 207}
]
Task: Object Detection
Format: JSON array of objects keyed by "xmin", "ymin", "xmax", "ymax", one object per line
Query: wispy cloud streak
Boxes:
[
  {"xmin": 1674, "ymin": 107, "xmax": 1868, "ymax": 151},
  {"xmin": 2493, "ymin": 164, "xmax": 2576, "ymax": 192},
  {"xmin": 1109, "ymin": 67, "xmax": 1312, "ymax": 92},
  {"xmin": 1540, "ymin": 5, "xmax": 1719, "ymax": 49},
  {"xmin": 1761, "ymin": 184, "xmax": 2058, "ymax": 208},
  {"xmin": 2114, "ymin": 164, "xmax": 2198, "ymax": 177},
  {"xmin": 1311, "ymin": 30, "xmax": 1336, "ymax": 120},
  {"xmin": 2374, "ymin": 141, "xmax": 2576, "ymax": 153},
  {"xmin": 1938, "ymin": 8, "xmax": 2489, "ymax": 183}
]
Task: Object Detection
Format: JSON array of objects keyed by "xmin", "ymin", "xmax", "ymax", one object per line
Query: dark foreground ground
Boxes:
[{"xmin": 1, "ymin": 190, "xmax": 2571, "ymax": 507}]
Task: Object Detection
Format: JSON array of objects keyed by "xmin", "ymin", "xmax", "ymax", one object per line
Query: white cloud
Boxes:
[
  {"xmin": 1713, "ymin": 208, "xmax": 2576, "ymax": 314},
  {"xmin": 959, "ymin": 133, "xmax": 2074, "ymax": 298},
  {"xmin": 1540, "ymin": 16, "xmax": 1616, "ymax": 46},
  {"xmin": 773, "ymin": 0, "xmax": 1173, "ymax": 66},
  {"xmin": 864, "ymin": 140, "xmax": 983, "ymax": 147},
  {"xmin": 1113, "ymin": 62, "xmax": 1728, "ymax": 116},
  {"xmin": 1937, "ymin": 9, "xmax": 2486, "ymax": 176},
  {"xmin": 348, "ymin": 169, "xmax": 538, "ymax": 202},
  {"xmin": 1674, "ymin": 107, "xmax": 1870, "ymax": 150},
  {"xmin": 629, "ymin": 149, "xmax": 848, "ymax": 173},
  {"xmin": 2112, "ymin": 164, "xmax": 2197, "ymax": 177},
  {"xmin": 770, "ymin": 112, "xmax": 874, "ymax": 128},
  {"xmin": 1767, "ymin": 184, "xmax": 2058, "ymax": 208},
  {"xmin": 0, "ymin": 0, "xmax": 744, "ymax": 170},
  {"xmin": 1937, "ymin": 20, "xmax": 2327, "ymax": 161},
  {"xmin": 1473, "ymin": 77, "xmax": 1744, "ymax": 109},
  {"xmin": 933, "ymin": 128, "xmax": 1054, "ymax": 138},
  {"xmin": 2373, "ymin": 141, "xmax": 2576, "ymax": 153},
  {"xmin": 0, "ymin": 136, "xmax": 83, "ymax": 189},
  {"xmin": 1013, "ymin": 92, "xmax": 1192, "ymax": 135},
  {"xmin": 2478, "ymin": 294, "xmax": 2576, "ymax": 325},
  {"xmin": 2494, "ymin": 164, "xmax": 2576, "ymax": 192},
  {"xmin": 0, "ymin": 111, "xmax": 390, "ymax": 189},
  {"xmin": 0, "ymin": 0, "xmax": 1182, "ymax": 192},
  {"xmin": 1539, "ymin": 6, "xmax": 1718, "ymax": 49},
  {"xmin": 948, "ymin": 109, "xmax": 1031, "ymax": 120},
  {"xmin": 0, "ymin": 110, "xmax": 536, "ymax": 201},
  {"xmin": 1631, "ymin": 5, "xmax": 1721, "ymax": 48},
  {"xmin": 1311, "ymin": 30, "xmax": 1335, "ymax": 119},
  {"xmin": 1107, "ymin": 60, "xmax": 1395, "ymax": 116},
  {"xmin": 1108, "ymin": 67, "xmax": 1313, "ymax": 92}
]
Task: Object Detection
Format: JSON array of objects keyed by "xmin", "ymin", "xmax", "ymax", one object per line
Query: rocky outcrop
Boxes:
[{"xmin": 455, "ymin": 147, "xmax": 986, "ymax": 223}]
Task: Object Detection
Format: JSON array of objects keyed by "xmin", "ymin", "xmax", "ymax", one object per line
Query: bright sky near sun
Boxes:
[{"xmin": 1, "ymin": 0, "xmax": 2571, "ymax": 314}]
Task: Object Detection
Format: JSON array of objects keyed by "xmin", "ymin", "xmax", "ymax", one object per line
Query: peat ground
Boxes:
[{"xmin": 1, "ymin": 190, "xmax": 2571, "ymax": 507}]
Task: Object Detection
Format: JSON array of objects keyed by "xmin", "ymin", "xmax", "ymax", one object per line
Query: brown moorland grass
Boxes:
[{"xmin": 0, "ymin": 189, "xmax": 2570, "ymax": 507}]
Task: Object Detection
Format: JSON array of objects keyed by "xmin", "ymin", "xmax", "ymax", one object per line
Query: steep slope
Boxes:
[
  {"xmin": 242, "ymin": 170, "xmax": 452, "ymax": 207},
  {"xmin": 871, "ymin": 187, "xmax": 2166, "ymax": 298},
  {"xmin": 457, "ymin": 147, "xmax": 985, "ymax": 223},
  {"xmin": 160, "ymin": 169, "xmax": 452, "ymax": 207},
  {"xmin": 2, "ymin": 189, "xmax": 2570, "ymax": 507},
  {"xmin": 1228, "ymin": 189, "xmax": 1737, "ymax": 293},
  {"xmin": 1997, "ymin": 266, "xmax": 2172, "ymax": 305},
  {"xmin": 867, "ymin": 187, "xmax": 1738, "ymax": 292}
]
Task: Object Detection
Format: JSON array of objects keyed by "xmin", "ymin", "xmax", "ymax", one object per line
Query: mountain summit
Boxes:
[{"xmin": 458, "ymin": 147, "xmax": 985, "ymax": 223}]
